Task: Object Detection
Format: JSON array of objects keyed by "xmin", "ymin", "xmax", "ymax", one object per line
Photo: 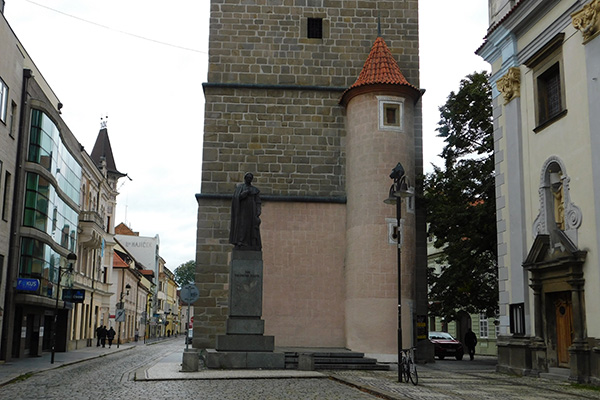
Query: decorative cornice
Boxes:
[
  {"xmin": 496, "ymin": 67, "xmax": 521, "ymax": 105},
  {"xmin": 572, "ymin": 0, "xmax": 600, "ymax": 43}
]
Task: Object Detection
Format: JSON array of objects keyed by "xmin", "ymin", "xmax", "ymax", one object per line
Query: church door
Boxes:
[{"xmin": 555, "ymin": 295, "xmax": 573, "ymax": 367}]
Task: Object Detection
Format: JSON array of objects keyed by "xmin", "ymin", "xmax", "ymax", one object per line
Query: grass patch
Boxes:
[
  {"xmin": 571, "ymin": 383, "xmax": 600, "ymax": 392},
  {"xmin": 2, "ymin": 372, "xmax": 34, "ymax": 386}
]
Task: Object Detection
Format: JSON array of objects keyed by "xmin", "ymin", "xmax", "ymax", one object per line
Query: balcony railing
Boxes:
[{"xmin": 79, "ymin": 211, "xmax": 105, "ymax": 230}]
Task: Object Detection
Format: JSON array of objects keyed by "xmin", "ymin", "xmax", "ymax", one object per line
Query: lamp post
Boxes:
[
  {"xmin": 116, "ymin": 283, "xmax": 131, "ymax": 348},
  {"xmin": 51, "ymin": 252, "xmax": 77, "ymax": 364},
  {"xmin": 384, "ymin": 162, "xmax": 413, "ymax": 382},
  {"xmin": 145, "ymin": 294, "xmax": 152, "ymax": 343}
]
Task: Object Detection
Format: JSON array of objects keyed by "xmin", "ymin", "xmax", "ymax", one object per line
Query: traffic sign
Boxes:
[
  {"xmin": 180, "ymin": 284, "xmax": 199, "ymax": 304},
  {"xmin": 115, "ymin": 308, "xmax": 126, "ymax": 322}
]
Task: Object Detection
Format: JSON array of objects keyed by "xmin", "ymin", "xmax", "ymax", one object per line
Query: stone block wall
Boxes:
[
  {"xmin": 202, "ymin": 0, "xmax": 420, "ymax": 197},
  {"xmin": 207, "ymin": 0, "xmax": 419, "ymax": 89},
  {"xmin": 202, "ymin": 87, "xmax": 346, "ymax": 196}
]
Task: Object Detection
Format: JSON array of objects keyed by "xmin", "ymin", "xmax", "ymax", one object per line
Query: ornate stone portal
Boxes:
[{"xmin": 203, "ymin": 174, "xmax": 284, "ymax": 369}]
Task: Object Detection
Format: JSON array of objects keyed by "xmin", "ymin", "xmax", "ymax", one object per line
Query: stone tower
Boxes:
[
  {"xmin": 196, "ymin": 0, "xmax": 424, "ymax": 360},
  {"xmin": 340, "ymin": 36, "xmax": 421, "ymax": 355}
]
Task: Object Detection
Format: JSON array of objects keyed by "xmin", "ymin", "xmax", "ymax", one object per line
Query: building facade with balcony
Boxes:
[{"xmin": 68, "ymin": 124, "xmax": 124, "ymax": 350}]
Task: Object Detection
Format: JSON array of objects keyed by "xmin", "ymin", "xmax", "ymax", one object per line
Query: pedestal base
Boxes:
[
  {"xmin": 203, "ymin": 348, "xmax": 285, "ymax": 369},
  {"xmin": 216, "ymin": 334, "xmax": 274, "ymax": 352},
  {"xmin": 181, "ymin": 349, "xmax": 199, "ymax": 372}
]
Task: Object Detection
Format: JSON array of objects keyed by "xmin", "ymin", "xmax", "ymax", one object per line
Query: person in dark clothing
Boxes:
[
  {"xmin": 100, "ymin": 325, "xmax": 107, "ymax": 348},
  {"xmin": 96, "ymin": 325, "xmax": 104, "ymax": 347},
  {"xmin": 107, "ymin": 327, "xmax": 116, "ymax": 348},
  {"xmin": 464, "ymin": 328, "xmax": 478, "ymax": 361}
]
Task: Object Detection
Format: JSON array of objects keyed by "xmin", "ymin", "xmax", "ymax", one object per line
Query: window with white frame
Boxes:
[
  {"xmin": 479, "ymin": 313, "xmax": 489, "ymax": 338},
  {"xmin": 0, "ymin": 78, "xmax": 8, "ymax": 123},
  {"xmin": 378, "ymin": 96, "xmax": 404, "ymax": 131}
]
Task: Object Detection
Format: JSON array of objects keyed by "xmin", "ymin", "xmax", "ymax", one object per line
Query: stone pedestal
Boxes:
[
  {"xmin": 181, "ymin": 349, "xmax": 199, "ymax": 372},
  {"xmin": 205, "ymin": 250, "xmax": 284, "ymax": 369}
]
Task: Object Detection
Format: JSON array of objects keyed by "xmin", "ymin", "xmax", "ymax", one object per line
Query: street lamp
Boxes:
[
  {"xmin": 145, "ymin": 294, "xmax": 153, "ymax": 343},
  {"xmin": 51, "ymin": 252, "xmax": 77, "ymax": 364},
  {"xmin": 117, "ymin": 283, "xmax": 131, "ymax": 348},
  {"xmin": 384, "ymin": 162, "xmax": 413, "ymax": 382}
]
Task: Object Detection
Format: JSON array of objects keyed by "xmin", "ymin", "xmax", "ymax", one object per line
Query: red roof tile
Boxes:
[
  {"xmin": 350, "ymin": 37, "xmax": 415, "ymax": 89},
  {"xmin": 340, "ymin": 37, "xmax": 420, "ymax": 106},
  {"xmin": 113, "ymin": 252, "xmax": 129, "ymax": 268}
]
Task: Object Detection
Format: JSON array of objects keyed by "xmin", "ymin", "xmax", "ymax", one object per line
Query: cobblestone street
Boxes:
[
  {"xmin": 3, "ymin": 339, "xmax": 600, "ymax": 399},
  {"xmin": 0, "ymin": 340, "xmax": 373, "ymax": 400}
]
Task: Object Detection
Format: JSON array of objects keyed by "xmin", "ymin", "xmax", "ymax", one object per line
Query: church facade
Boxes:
[
  {"xmin": 478, "ymin": 0, "xmax": 600, "ymax": 383},
  {"xmin": 195, "ymin": 0, "xmax": 428, "ymax": 360}
]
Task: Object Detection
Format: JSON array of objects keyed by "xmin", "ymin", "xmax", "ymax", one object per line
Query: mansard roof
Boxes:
[{"xmin": 340, "ymin": 36, "xmax": 420, "ymax": 106}]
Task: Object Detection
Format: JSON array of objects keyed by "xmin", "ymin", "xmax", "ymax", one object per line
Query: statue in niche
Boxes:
[
  {"xmin": 551, "ymin": 171, "xmax": 565, "ymax": 230},
  {"xmin": 229, "ymin": 172, "xmax": 262, "ymax": 251}
]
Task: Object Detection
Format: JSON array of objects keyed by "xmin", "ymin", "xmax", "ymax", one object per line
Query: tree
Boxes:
[
  {"xmin": 174, "ymin": 260, "xmax": 195, "ymax": 287},
  {"xmin": 424, "ymin": 71, "xmax": 498, "ymax": 321}
]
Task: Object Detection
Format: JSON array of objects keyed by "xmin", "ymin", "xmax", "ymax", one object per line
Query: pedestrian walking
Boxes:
[
  {"xmin": 95, "ymin": 325, "xmax": 104, "ymax": 347},
  {"xmin": 464, "ymin": 328, "xmax": 477, "ymax": 361},
  {"xmin": 100, "ymin": 325, "xmax": 107, "ymax": 348},
  {"xmin": 107, "ymin": 326, "xmax": 116, "ymax": 348}
]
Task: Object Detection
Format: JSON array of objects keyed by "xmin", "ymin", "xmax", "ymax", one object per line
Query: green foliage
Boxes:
[
  {"xmin": 425, "ymin": 71, "xmax": 498, "ymax": 321},
  {"xmin": 174, "ymin": 260, "xmax": 195, "ymax": 287}
]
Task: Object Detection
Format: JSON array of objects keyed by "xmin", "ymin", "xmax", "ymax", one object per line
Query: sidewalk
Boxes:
[{"xmin": 0, "ymin": 340, "xmax": 137, "ymax": 387}]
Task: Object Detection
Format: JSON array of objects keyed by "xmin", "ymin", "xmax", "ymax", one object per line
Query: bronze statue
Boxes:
[{"xmin": 229, "ymin": 172, "xmax": 262, "ymax": 251}]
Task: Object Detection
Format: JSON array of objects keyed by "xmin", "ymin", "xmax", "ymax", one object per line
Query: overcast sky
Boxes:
[{"xmin": 4, "ymin": 0, "xmax": 489, "ymax": 272}]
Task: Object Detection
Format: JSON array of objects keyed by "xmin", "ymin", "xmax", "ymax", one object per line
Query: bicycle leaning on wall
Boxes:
[{"xmin": 400, "ymin": 347, "xmax": 418, "ymax": 385}]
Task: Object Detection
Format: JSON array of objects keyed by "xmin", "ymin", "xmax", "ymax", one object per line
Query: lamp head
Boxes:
[{"xmin": 389, "ymin": 163, "xmax": 405, "ymax": 181}]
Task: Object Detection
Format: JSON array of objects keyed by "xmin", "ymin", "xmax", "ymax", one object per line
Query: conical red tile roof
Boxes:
[{"xmin": 340, "ymin": 36, "xmax": 420, "ymax": 106}]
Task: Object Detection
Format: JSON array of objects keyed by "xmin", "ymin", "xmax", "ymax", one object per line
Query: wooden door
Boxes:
[{"xmin": 555, "ymin": 297, "xmax": 573, "ymax": 367}]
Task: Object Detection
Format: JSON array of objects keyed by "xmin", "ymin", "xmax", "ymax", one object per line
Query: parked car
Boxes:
[{"xmin": 428, "ymin": 331, "xmax": 464, "ymax": 360}]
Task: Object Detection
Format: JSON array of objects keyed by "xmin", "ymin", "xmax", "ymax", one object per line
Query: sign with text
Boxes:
[
  {"xmin": 62, "ymin": 289, "xmax": 85, "ymax": 303},
  {"xmin": 16, "ymin": 278, "xmax": 40, "ymax": 292}
]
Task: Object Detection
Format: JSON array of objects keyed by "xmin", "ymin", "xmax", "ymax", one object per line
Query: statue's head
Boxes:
[{"xmin": 244, "ymin": 172, "xmax": 254, "ymax": 184}]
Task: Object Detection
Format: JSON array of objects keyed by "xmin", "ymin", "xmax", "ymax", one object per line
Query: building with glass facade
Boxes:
[{"xmin": 0, "ymin": 9, "xmax": 126, "ymax": 360}]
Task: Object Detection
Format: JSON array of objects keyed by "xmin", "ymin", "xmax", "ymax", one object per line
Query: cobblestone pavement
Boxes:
[
  {"xmin": 0, "ymin": 340, "xmax": 373, "ymax": 400},
  {"xmin": 329, "ymin": 361, "xmax": 600, "ymax": 400},
  {"xmin": 3, "ymin": 339, "xmax": 600, "ymax": 399}
]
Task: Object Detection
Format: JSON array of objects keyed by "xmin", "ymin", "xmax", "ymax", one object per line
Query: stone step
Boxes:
[
  {"xmin": 540, "ymin": 367, "xmax": 570, "ymax": 382},
  {"xmin": 315, "ymin": 363, "xmax": 390, "ymax": 371},
  {"xmin": 283, "ymin": 350, "xmax": 390, "ymax": 371}
]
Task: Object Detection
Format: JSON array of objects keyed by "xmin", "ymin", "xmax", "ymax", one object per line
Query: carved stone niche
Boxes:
[
  {"xmin": 572, "ymin": 0, "xmax": 600, "ymax": 43},
  {"xmin": 532, "ymin": 156, "xmax": 582, "ymax": 250},
  {"xmin": 496, "ymin": 67, "xmax": 521, "ymax": 105}
]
